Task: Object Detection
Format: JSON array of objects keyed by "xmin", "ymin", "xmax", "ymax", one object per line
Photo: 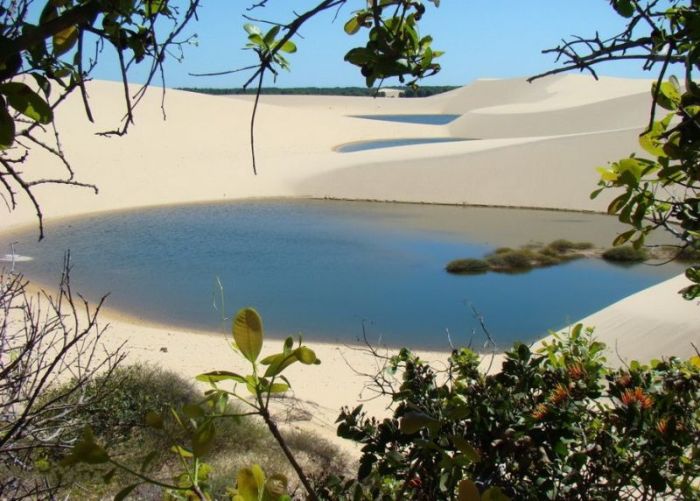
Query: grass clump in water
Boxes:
[
  {"xmin": 445, "ymin": 258, "xmax": 490, "ymax": 274},
  {"xmin": 446, "ymin": 239, "xmax": 595, "ymax": 275},
  {"xmin": 602, "ymin": 245, "xmax": 648, "ymax": 263}
]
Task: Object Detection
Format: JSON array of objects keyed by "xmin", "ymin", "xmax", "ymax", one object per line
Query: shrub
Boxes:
[
  {"xmin": 547, "ymin": 239, "xmax": 594, "ymax": 253},
  {"xmin": 327, "ymin": 327, "xmax": 700, "ymax": 500},
  {"xmin": 445, "ymin": 258, "xmax": 490, "ymax": 274},
  {"xmin": 486, "ymin": 248, "xmax": 534, "ymax": 272},
  {"xmin": 42, "ymin": 364, "xmax": 199, "ymax": 444},
  {"xmin": 602, "ymin": 245, "xmax": 648, "ymax": 262}
]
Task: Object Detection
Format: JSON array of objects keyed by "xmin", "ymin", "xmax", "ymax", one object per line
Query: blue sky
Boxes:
[{"xmin": 96, "ymin": 1, "xmax": 656, "ymax": 88}]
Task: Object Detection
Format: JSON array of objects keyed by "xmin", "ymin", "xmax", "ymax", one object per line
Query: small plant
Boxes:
[
  {"xmin": 486, "ymin": 248, "xmax": 535, "ymax": 272},
  {"xmin": 447, "ymin": 239, "xmax": 595, "ymax": 276},
  {"xmin": 602, "ymin": 245, "xmax": 648, "ymax": 262},
  {"xmin": 546, "ymin": 239, "xmax": 594, "ymax": 253},
  {"xmin": 63, "ymin": 307, "xmax": 322, "ymax": 500},
  {"xmin": 445, "ymin": 258, "xmax": 490, "ymax": 274}
]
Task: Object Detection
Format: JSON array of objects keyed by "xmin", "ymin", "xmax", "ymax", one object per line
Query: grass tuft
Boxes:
[{"xmin": 602, "ymin": 245, "xmax": 648, "ymax": 263}]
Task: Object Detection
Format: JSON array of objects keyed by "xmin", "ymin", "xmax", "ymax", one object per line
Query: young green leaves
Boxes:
[
  {"xmin": 343, "ymin": 0, "xmax": 442, "ymax": 87},
  {"xmin": 244, "ymin": 24, "xmax": 297, "ymax": 73}
]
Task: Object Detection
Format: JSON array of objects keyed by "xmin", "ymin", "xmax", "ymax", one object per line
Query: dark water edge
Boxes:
[
  {"xmin": 351, "ymin": 114, "xmax": 461, "ymax": 125},
  {"xmin": 0, "ymin": 199, "xmax": 684, "ymax": 350}
]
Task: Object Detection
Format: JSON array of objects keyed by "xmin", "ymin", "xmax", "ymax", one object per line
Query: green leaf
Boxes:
[
  {"xmin": 452, "ymin": 435, "xmax": 480, "ymax": 463},
  {"xmin": 613, "ymin": 229, "xmax": 636, "ymax": 246},
  {"xmin": 53, "ymin": 24, "xmax": 78, "ymax": 55},
  {"xmin": 269, "ymin": 383, "xmax": 289, "ymax": 393},
  {"xmin": 0, "ymin": 97, "xmax": 15, "ymax": 149},
  {"xmin": 233, "ymin": 307, "xmax": 263, "ymax": 363},
  {"xmin": 171, "ymin": 445, "xmax": 193, "ymax": 458},
  {"xmin": 612, "ymin": 0, "xmax": 635, "ymax": 17},
  {"xmin": 457, "ymin": 479, "xmax": 480, "ymax": 501},
  {"xmin": 399, "ymin": 411, "xmax": 440, "ymax": 435},
  {"xmin": 114, "ymin": 484, "xmax": 140, "ymax": 501},
  {"xmin": 140, "ymin": 451, "xmax": 158, "ymax": 473},
  {"xmin": 277, "ymin": 40, "xmax": 296, "ymax": 53},
  {"xmin": 0, "ymin": 82, "xmax": 53, "ymax": 124},
  {"xmin": 144, "ymin": 411, "xmax": 163, "ymax": 429},
  {"xmin": 264, "ymin": 25, "xmax": 281, "ymax": 46},
  {"xmin": 244, "ymin": 23, "xmax": 262, "ymax": 36},
  {"xmin": 344, "ymin": 17, "xmax": 361, "ymax": 35},
  {"xmin": 296, "ymin": 346, "xmax": 317, "ymax": 364},
  {"xmin": 482, "ymin": 487, "xmax": 511, "ymax": 501},
  {"xmin": 192, "ymin": 420, "xmax": 215, "ymax": 457},
  {"xmin": 653, "ymin": 80, "xmax": 682, "ymax": 110},
  {"xmin": 607, "ymin": 193, "xmax": 630, "ymax": 215},
  {"xmin": 196, "ymin": 370, "xmax": 246, "ymax": 384},
  {"xmin": 62, "ymin": 428, "xmax": 109, "ymax": 465},
  {"xmin": 262, "ymin": 353, "xmax": 295, "ymax": 377},
  {"xmin": 237, "ymin": 465, "xmax": 264, "ymax": 500},
  {"xmin": 145, "ymin": 0, "xmax": 166, "ymax": 16},
  {"xmin": 182, "ymin": 404, "xmax": 205, "ymax": 419}
]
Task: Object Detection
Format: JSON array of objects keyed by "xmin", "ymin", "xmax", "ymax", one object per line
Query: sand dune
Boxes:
[{"xmin": 2, "ymin": 74, "xmax": 696, "ymax": 450}]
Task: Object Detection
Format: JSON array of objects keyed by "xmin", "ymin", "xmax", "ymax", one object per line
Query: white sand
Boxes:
[{"xmin": 2, "ymin": 75, "xmax": 697, "ymax": 454}]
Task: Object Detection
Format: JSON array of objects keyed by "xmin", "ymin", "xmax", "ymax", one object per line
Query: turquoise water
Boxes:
[
  {"xmin": 352, "ymin": 114, "xmax": 460, "ymax": 125},
  {"xmin": 1, "ymin": 200, "xmax": 683, "ymax": 350},
  {"xmin": 336, "ymin": 137, "xmax": 468, "ymax": 152}
]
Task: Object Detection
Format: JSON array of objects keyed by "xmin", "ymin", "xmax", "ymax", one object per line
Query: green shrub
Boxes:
[
  {"xmin": 445, "ymin": 258, "xmax": 490, "ymax": 274},
  {"xmin": 677, "ymin": 246, "xmax": 700, "ymax": 262},
  {"xmin": 326, "ymin": 328, "xmax": 700, "ymax": 500},
  {"xmin": 546, "ymin": 239, "xmax": 594, "ymax": 253},
  {"xmin": 41, "ymin": 364, "xmax": 199, "ymax": 444},
  {"xmin": 486, "ymin": 248, "xmax": 534, "ymax": 272},
  {"xmin": 602, "ymin": 245, "xmax": 648, "ymax": 262}
]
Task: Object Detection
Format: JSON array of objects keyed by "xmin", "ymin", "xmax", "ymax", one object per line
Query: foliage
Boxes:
[
  {"xmin": 343, "ymin": 0, "xmax": 442, "ymax": 87},
  {"xmin": 533, "ymin": 1, "xmax": 700, "ymax": 297},
  {"xmin": 41, "ymin": 364, "xmax": 199, "ymax": 445},
  {"xmin": 324, "ymin": 326, "xmax": 700, "ymax": 500},
  {"xmin": 445, "ymin": 258, "xmax": 490, "ymax": 275},
  {"xmin": 64, "ymin": 307, "xmax": 324, "ymax": 500},
  {"xmin": 602, "ymin": 244, "xmax": 649, "ymax": 262},
  {"xmin": 0, "ymin": 262, "xmax": 124, "ymax": 499},
  {"xmin": 446, "ymin": 239, "xmax": 592, "ymax": 275},
  {"xmin": 0, "ymin": 0, "xmax": 201, "ymax": 238}
]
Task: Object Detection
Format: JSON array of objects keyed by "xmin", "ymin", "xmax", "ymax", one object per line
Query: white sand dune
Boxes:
[{"xmin": 2, "ymin": 74, "xmax": 697, "ymax": 451}]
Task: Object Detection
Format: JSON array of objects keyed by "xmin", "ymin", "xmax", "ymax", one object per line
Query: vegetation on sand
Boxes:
[
  {"xmin": 602, "ymin": 245, "xmax": 650, "ymax": 263},
  {"xmin": 446, "ymin": 239, "xmax": 593, "ymax": 275}
]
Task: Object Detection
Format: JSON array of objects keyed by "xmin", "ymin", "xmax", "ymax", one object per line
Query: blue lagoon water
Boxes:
[
  {"xmin": 1, "ymin": 200, "xmax": 683, "ymax": 350},
  {"xmin": 352, "ymin": 114, "xmax": 460, "ymax": 125},
  {"xmin": 336, "ymin": 137, "xmax": 468, "ymax": 152}
]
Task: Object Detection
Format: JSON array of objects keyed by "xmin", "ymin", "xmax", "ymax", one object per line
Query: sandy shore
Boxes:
[{"xmin": 2, "ymin": 75, "xmax": 698, "ymax": 455}]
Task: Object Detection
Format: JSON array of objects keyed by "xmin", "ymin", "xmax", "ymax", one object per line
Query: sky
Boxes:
[{"xmin": 92, "ymin": 1, "xmax": 657, "ymax": 89}]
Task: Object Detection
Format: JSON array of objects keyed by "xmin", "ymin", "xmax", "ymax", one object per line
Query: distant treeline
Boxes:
[{"xmin": 177, "ymin": 85, "xmax": 459, "ymax": 97}]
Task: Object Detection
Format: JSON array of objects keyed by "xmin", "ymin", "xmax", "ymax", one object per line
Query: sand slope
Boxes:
[{"xmin": 5, "ymin": 74, "xmax": 659, "ymax": 233}]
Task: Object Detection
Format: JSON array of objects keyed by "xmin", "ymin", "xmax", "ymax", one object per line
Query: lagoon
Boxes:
[
  {"xmin": 1, "ymin": 200, "xmax": 683, "ymax": 350},
  {"xmin": 336, "ymin": 137, "xmax": 468, "ymax": 152},
  {"xmin": 351, "ymin": 114, "xmax": 460, "ymax": 125}
]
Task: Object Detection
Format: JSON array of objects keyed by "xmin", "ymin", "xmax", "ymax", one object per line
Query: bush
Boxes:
[
  {"xmin": 326, "ymin": 327, "xmax": 700, "ymax": 500},
  {"xmin": 42, "ymin": 364, "xmax": 199, "ymax": 444},
  {"xmin": 445, "ymin": 258, "xmax": 490, "ymax": 274},
  {"xmin": 486, "ymin": 248, "xmax": 535, "ymax": 272},
  {"xmin": 546, "ymin": 239, "xmax": 594, "ymax": 253},
  {"xmin": 602, "ymin": 245, "xmax": 648, "ymax": 262}
]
